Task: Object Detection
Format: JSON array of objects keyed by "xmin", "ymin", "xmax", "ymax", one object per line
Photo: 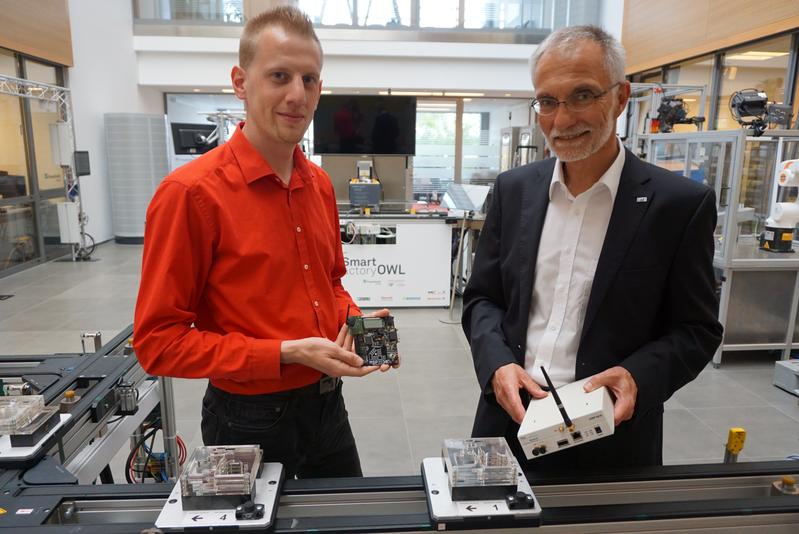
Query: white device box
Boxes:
[
  {"xmin": 56, "ymin": 201, "xmax": 81, "ymax": 244},
  {"xmin": 517, "ymin": 377, "xmax": 614, "ymax": 460},
  {"xmin": 773, "ymin": 359, "xmax": 799, "ymax": 397}
]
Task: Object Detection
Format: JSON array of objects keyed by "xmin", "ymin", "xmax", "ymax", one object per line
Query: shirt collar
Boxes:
[
  {"xmin": 549, "ymin": 136, "xmax": 625, "ymax": 202},
  {"xmin": 227, "ymin": 122, "xmax": 312, "ymax": 186}
]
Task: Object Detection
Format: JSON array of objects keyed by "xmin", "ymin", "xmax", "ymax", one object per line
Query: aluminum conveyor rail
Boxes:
[
  {"xmin": 0, "ymin": 325, "xmax": 163, "ymax": 488},
  {"xmin": 0, "ymin": 461, "xmax": 796, "ymax": 533}
]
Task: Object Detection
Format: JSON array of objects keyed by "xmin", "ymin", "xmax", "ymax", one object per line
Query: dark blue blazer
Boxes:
[{"xmin": 462, "ymin": 149, "xmax": 723, "ymax": 469}]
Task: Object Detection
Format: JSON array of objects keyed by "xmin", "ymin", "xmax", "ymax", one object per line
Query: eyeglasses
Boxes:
[{"xmin": 531, "ymin": 82, "xmax": 622, "ymax": 116}]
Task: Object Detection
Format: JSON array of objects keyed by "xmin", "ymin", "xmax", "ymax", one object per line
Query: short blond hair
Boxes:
[{"xmin": 239, "ymin": 6, "xmax": 322, "ymax": 69}]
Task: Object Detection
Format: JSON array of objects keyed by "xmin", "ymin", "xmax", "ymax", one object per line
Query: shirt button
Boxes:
[
  {"xmin": 549, "ymin": 325, "xmax": 557, "ymax": 332},
  {"xmin": 313, "ymin": 300, "xmax": 319, "ymax": 307},
  {"xmin": 304, "ymin": 264, "xmax": 310, "ymax": 270},
  {"xmin": 296, "ymin": 226, "xmax": 302, "ymax": 232}
]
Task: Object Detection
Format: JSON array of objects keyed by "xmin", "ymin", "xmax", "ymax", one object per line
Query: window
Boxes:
[
  {"xmin": 411, "ymin": 98, "xmax": 532, "ymax": 198},
  {"xmin": 135, "ymin": 0, "xmax": 243, "ymax": 23},
  {"xmin": 28, "ymin": 98, "xmax": 64, "ymax": 192},
  {"xmin": 165, "ymin": 93, "xmax": 242, "ymax": 136},
  {"xmin": 0, "ymin": 52, "xmax": 70, "ymax": 274},
  {"xmin": 419, "ymin": 0, "xmax": 459, "ymax": 28},
  {"xmin": 794, "ymin": 71, "xmax": 799, "ymax": 130},
  {"xmin": 716, "ymin": 34, "xmax": 792, "ymax": 130},
  {"xmin": 0, "ymin": 48, "xmax": 16, "ymax": 77},
  {"xmin": 640, "ymin": 70, "xmax": 664, "ymax": 84},
  {"xmin": 462, "ymin": 98, "xmax": 531, "ymax": 187},
  {"xmin": 664, "ymin": 55, "xmax": 714, "ymax": 132},
  {"xmin": 24, "ymin": 59, "xmax": 57, "ymax": 85},
  {"xmin": 358, "ymin": 0, "xmax": 412, "ymax": 27},
  {"xmin": 0, "ymin": 94, "xmax": 30, "ymax": 199},
  {"xmin": 565, "ymin": 0, "xmax": 599, "ymax": 26},
  {"xmin": 0, "ymin": 203, "xmax": 38, "ymax": 271},
  {"xmin": 40, "ymin": 197, "xmax": 71, "ymax": 260},
  {"xmin": 461, "ymin": 111, "xmax": 494, "ymax": 182},
  {"xmin": 464, "ymin": 0, "xmax": 546, "ymax": 30},
  {"xmin": 413, "ymin": 100, "xmax": 456, "ymax": 198},
  {"xmin": 299, "ymin": 0, "xmax": 355, "ymax": 26},
  {"xmin": 541, "ymin": 0, "xmax": 598, "ymax": 30},
  {"xmin": 0, "ymin": 85, "xmax": 39, "ymax": 273}
]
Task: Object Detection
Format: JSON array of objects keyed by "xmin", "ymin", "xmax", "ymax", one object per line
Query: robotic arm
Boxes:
[
  {"xmin": 654, "ymin": 97, "xmax": 705, "ymax": 133},
  {"xmin": 760, "ymin": 159, "xmax": 799, "ymax": 252}
]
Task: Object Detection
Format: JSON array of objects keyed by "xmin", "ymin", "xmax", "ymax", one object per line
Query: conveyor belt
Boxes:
[
  {"xmin": 0, "ymin": 461, "xmax": 795, "ymax": 532},
  {"xmin": 0, "ymin": 328, "xmax": 795, "ymax": 532}
]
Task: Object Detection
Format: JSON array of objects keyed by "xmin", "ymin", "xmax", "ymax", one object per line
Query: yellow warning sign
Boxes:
[
  {"xmin": 763, "ymin": 242, "xmax": 770, "ymax": 250},
  {"xmin": 782, "ymin": 232, "xmax": 793, "ymax": 241}
]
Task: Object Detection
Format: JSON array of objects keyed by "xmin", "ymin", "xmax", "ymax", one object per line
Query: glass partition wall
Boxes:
[
  {"xmin": 135, "ymin": 0, "xmax": 601, "ymax": 32},
  {"xmin": 0, "ymin": 50, "xmax": 72, "ymax": 277},
  {"xmin": 166, "ymin": 92, "xmax": 531, "ymax": 201},
  {"xmin": 716, "ymin": 34, "xmax": 793, "ymax": 131},
  {"xmin": 405, "ymin": 97, "xmax": 531, "ymax": 199}
]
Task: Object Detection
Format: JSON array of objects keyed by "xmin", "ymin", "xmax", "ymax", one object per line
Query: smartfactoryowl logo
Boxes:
[{"xmin": 344, "ymin": 257, "xmax": 406, "ymax": 276}]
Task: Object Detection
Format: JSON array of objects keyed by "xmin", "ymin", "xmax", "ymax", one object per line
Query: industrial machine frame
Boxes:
[
  {"xmin": 624, "ymin": 83, "xmax": 708, "ymax": 157},
  {"xmin": 645, "ymin": 129, "xmax": 799, "ymax": 367}
]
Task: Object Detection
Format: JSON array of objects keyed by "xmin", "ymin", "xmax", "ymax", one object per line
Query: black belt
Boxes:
[
  {"xmin": 209, "ymin": 376, "xmax": 341, "ymax": 400},
  {"xmin": 317, "ymin": 375, "xmax": 341, "ymax": 394}
]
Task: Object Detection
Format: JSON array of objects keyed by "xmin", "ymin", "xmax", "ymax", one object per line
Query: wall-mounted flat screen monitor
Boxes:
[
  {"xmin": 170, "ymin": 122, "xmax": 217, "ymax": 155},
  {"xmin": 313, "ymin": 95, "xmax": 416, "ymax": 155},
  {"xmin": 74, "ymin": 151, "xmax": 91, "ymax": 176}
]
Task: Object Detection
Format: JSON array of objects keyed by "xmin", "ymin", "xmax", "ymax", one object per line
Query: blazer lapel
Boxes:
[
  {"xmin": 581, "ymin": 151, "xmax": 653, "ymax": 342},
  {"xmin": 518, "ymin": 159, "xmax": 555, "ymax": 325}
]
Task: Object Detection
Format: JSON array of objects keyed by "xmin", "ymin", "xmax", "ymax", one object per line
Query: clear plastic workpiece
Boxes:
[
  {"xmin": 0, "ymin": 395, "xmax": 46, "ymax": 434},
  {"xmin": 180, "ymin": 445, "xmax": 263, "ymax": 510},
  {"xmin": 442, "ymin": 437, "xmax": 518, "ymax": 500}
]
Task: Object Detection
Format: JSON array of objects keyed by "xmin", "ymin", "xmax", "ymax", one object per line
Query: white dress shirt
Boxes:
[{"xmin": 525, "ymin": 138, "xmax": 625, "ymax": 388}]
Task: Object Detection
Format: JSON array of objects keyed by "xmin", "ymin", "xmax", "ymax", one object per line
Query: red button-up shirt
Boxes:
[{"xmin": 133, "ymin": 124, "xmax": 359, "ymax": 394}]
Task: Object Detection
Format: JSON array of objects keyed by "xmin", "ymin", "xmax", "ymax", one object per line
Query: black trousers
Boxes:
[{"xmin": 201, "ymin": 377, "xmax": 362, "ymax": 478}]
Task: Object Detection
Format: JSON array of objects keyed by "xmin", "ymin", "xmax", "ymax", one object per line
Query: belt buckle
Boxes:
[{"xmin": 319, "ymin": 376, "xmax": 338, "ymax": 394}]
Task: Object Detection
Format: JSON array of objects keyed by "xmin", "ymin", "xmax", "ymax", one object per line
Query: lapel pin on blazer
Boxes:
[{"xmin": 636, "ymin": 196, "xmax": 648, "ymax": 203}]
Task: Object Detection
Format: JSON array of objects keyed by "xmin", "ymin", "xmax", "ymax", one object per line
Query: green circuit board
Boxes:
[{"xmin": 346, "ymin": 315, "xmax": 400, "ymax": 367}]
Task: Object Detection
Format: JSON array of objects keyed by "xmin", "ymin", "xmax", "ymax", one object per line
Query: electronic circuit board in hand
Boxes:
[{"xmin": 346, "ymin": 315, "xmax": 400, "ymax": 367}]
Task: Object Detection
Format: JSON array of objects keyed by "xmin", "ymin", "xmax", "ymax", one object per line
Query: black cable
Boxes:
[
  {"xmin": 127, "ymin": 415, "xmax": 172, "ymax": 484},
  {"xmin": 371, "ymin": 155, "xmax": 380, "ymax": 182},
  {"xmin": 141, "ymin": 430, "xmax": 158, "ymax": 483},
  {"xmin": 76, "ymin": 233, "xmax": 96, "ymax": 260},
  {"xmin": 125, "ymin": 412, "xmax": 166, "ymax": 484},
  {"xmin": 124, "ymin": 425, "xmax": 159, "ymax": 484},
  {"xmin": 124, "ymin": 427, "xmax": 154, "ymax": 483},
  {"xmin": 84, "ymin": 233, "xmax": 96, "ymax": 255},
  {"xmin": 129, "ymin": 431, "xmax": 160, "ymax": 484}
]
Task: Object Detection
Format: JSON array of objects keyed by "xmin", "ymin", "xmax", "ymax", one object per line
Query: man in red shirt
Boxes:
[{"xmin": 133, "ymin": 6, "xmax": 389, "ymax": 478}]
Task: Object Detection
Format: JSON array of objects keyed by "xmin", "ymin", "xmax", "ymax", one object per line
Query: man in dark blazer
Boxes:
[{"xmin": 462, "ymin": 25, "xmax": 723, "ymax": 471}]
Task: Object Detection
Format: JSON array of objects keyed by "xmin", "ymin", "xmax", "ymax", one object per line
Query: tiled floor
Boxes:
[{"xmin": 0, "ymin": 242, "xmax": 798, "ymax": 480}]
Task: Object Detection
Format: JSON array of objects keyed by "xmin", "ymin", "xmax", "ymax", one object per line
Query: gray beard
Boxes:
[{"xmin": 546, "ymin": 110, "xmax": 615, "ymax": 162}]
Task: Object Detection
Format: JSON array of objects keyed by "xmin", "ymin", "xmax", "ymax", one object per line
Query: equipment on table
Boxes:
[{"xmin": 760, "ymin": 159, "xmax": 799, "ymax": 252}]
